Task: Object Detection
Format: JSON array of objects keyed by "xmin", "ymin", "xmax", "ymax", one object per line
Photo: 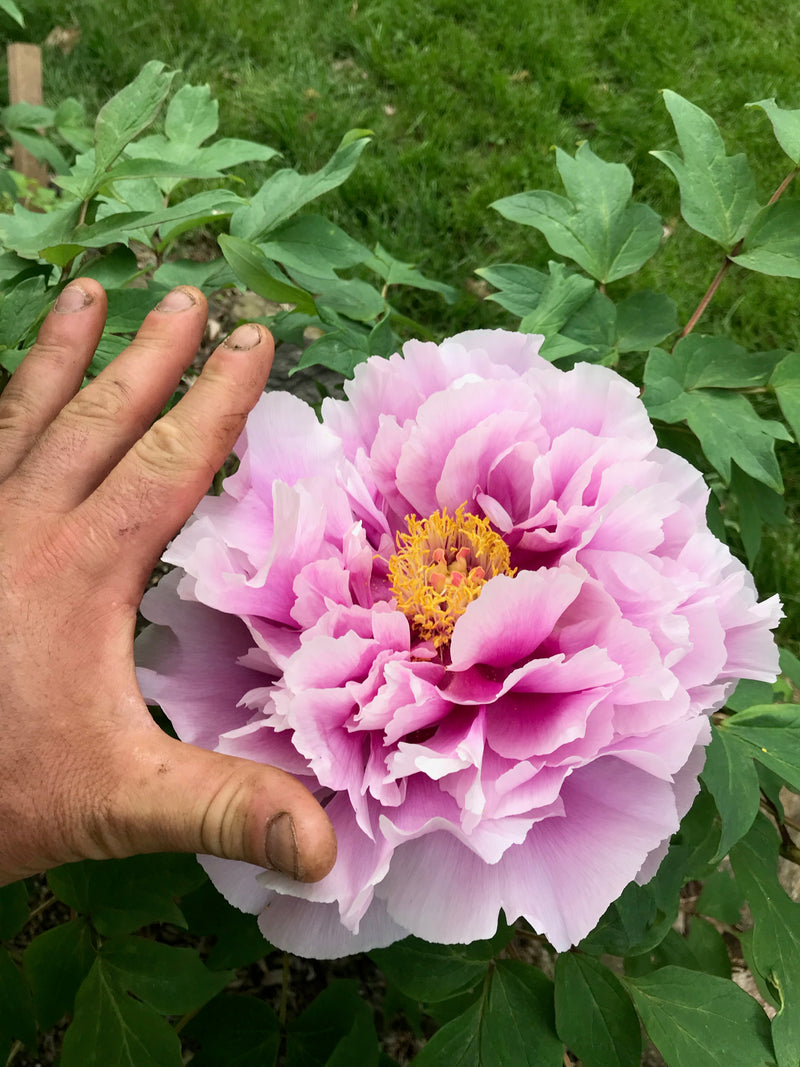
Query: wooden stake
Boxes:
[{"xmin": 6, "ymin": 42, "xmax": 49, "ymax": 188}]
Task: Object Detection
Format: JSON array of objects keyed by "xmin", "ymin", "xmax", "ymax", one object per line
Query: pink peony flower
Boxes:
[{"xmin": 136, "ymin": 330, "xmax": 781, "ymax": 958}]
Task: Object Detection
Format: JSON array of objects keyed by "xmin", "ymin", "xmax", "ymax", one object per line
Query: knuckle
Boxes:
[
  {"xmin": 68, "ymin": 376, "xmax": 137, "ymax": 428},
  {"xmin": 132, "ymin": 416, "xmax": 215, "ymax": 483}
]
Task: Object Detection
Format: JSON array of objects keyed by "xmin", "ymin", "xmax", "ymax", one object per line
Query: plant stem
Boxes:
[
  {"xmin": 5, "ymin": 1041, "xmax": 22, "ymax": 1066},
  {"xmin": 279, "ymin": 952, "xmax": 290, "ymax": 1030},
  {"xmin": 678, "ymin": 166, "xmax": 799, "ymax": 342}
]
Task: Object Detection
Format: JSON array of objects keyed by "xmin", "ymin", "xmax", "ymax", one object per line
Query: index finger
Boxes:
[{"xmin": 76, "ymin": 323, "xmax": 273, "ymax": 586}]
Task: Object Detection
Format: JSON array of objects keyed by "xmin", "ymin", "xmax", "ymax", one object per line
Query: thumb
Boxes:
[{"xmin": 110, "ymin": 732, "xmax": 337, "ymax": 882}]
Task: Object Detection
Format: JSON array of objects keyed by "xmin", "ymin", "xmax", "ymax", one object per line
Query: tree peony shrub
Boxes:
[{"xmin": 136, "ymin": 330, "xmax": 780, "ymax": 958}]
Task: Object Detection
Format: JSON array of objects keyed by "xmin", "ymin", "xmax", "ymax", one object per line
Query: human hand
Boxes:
[{"xmin": 0, "ymin": 280, "xmax": 336, "ymax": 886}]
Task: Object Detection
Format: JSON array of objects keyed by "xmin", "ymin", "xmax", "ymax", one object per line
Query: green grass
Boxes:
[{"xmin": 3, "ymin": 0, "xmax": 800, "ymax": 636}]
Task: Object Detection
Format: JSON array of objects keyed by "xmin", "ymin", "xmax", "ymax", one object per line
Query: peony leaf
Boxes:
[
  {"xmin": 93, "ymin": 61, "xmax": 176, "ymax": 175},
  {"xmin": 286, "ymin": 980, "xmax": 380, "ymax": 1067},
  {"xmin": 0, "ymin": 946, "xmax": 36, "ymax": 1057},
  {"xmin": 695, "ymin": 868, "xmax": 746, "ymax": 925},
  {"xmin": 183, "ymin": 994, "xmax": 280, "ymax": 1067},
  {"xmin": 262, "ymin": 214, "xmax": 370, "ymax": 279},
  {"xmin": 651, "ymin": 90, "xmax": 760, "ymax": 249},
  {"xmin": 771, "ymin": 352, "xmax": 800, "ymax": 443},
  {"xmin": 729, "ymin": 464, "xmax": 787, "ymax": 566},
  {"xmin": 230, "ymin": 131, "xmax": 371, "ymax": 241},
  {"xmin": 99, "ymin": 936, "xmax": 232, "ymax": 1016},
  {"xmin": 47, "ymin": 853, "xmax": 205, "ymax": 936},
  {"xmin": 61, "ymin": 959, "xmax": 182, "ymax": 1067},
  {"xmin": 625, "ymin": 966, "xmax": 776, "ymax": 1067},
  {"xmin": 475, "ymin": 263, "xmax": 548, "ymax": 318},
  {"xmin": 731, "ymin": 816, "xmax": 800, "ymax": 1067},
  {"xmin": 518, "ymin": 260, "xmax": 595, "ymax": 335},
  {"xmin": 365, "ymin": 242, "xmax": 459, "ymax": 302},
  {"xmin": 625, "ymin": 924, "xmax": 731, "ymax": 980},
  {"xmin": 180, "ymin": 879, "xmax": 271, "ymax": 971},
  {"xmin": 493, "ymin": 143, "xmax": 662, "ymax": 283},
  {"xmin": 700, "ymin": 724, "xmax": 761, "ymax": 861},
  {"xmin": 218, "ymin": 234, "xmax": 317, "ymax": 315},
  {"xmin": 555, "ymin": 953, "xmax": 641, "ymax": 1067},
  {"xmin": 0, "ymin": 880, "xmax": 29, "ymax": 940},
  {"xmin": 412, "ymin": 961, "xmax": 562, "ymax": 1067},
  {"xmin": 732, "ymin": 201, "xmax": 800, "ymax": 278},
  {"xmin": 721, "ymin": 704, "xmax": 800, "ymax": 789},
  {"xmin": 22, "ymin": 917, "xmax": 95, "ymax": 1030},
  {"xmin": 164, "ymin": 83, "xmax": 219, "ymax": 147},
  {"xmin": 614, "ymin": 290, "xmax": 678, "ymax": 352},
  {"xmin": 644, "ymin": 344, "xmax": 791, "ymax": 490},
  {"xmin": 371, "ymin": 938, "xmax": 492, "ymax": 1003},
  {"xmin": 747, "ymin": 98, "xmax": 800, "ymax": 165}
]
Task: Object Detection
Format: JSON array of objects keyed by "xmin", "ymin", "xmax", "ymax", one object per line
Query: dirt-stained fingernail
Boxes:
[
  {"xmin": 223, "ymin": 324, "xmax": 262, "ymax": 350},
  {"xmin": 54, "ymin": 284, "xmax": 92, "ymax": 314},
  {"xmin": 264, "ymin": 811, "xmax": 302, "ymax": 880},
  {"xmin": 156, "ymin": 287, "xmax": 197, "ymax": 313}
]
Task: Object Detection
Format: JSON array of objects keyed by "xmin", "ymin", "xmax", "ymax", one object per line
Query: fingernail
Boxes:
[
  {"xmin": 264, "ymin": 811, "xmax": 301, "ymax": 880},
  {"xmin": 156, "ymin": 287, "xmax": 197, "ymax": 312},
  {"xmin": 54, "ymin": 283, "xmax": 92, "ymax": 314},
  {"xmin": 223, "ymin": 323, "xmax": 261, "ymax": 350}
]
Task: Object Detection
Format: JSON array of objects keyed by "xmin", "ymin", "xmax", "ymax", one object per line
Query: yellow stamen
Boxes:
[{"xmin": 388, "ymin": 505, "xmax": 515, "ymax": 648}]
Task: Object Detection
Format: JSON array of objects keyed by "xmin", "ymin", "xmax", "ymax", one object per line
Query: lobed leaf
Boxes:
[
  {"xmin": 22, "ymin": 917, "xmax": 95, "ymax": 1030},
  {"xmin": 652, "ymin": 90, "xmax": 760, "ymax": 249},
  {"xmin": 747, "ymin": 98, "xmax": 800, "ymax": 165},
  {"xmin": 733, "ymin": 201, "xmax": 800, "ymax": 278},
  {"xmin": 184, "ymin": 995, "xmax": 281, "ymax": 1067},
  {"xmin": 493, "ymin": 143, "xmax": 662, "ymax": 283},
  {"xmin": 93, "ymin": 60, "xmax": 176, "ymax": 174},
  {"xmin": 720, "ymin": 703, "xmax": 800, "ymax": 789}
]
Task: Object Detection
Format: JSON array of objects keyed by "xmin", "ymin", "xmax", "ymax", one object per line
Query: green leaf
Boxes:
[
  {"xmin": 555, "ymin": 953, "xmax": 641, "ymax": 1067},
  {"xmin": 0, "ymin": 200, "xmax": 81, "ymax": 258},
  {"xmin": 732, "ymin": 201, "xmax": 800, "ymax": 277},
  {"xmin": 720, "ymin": 704, "xmax": 800, "ymax": 789},
  {"xmin": 5, "ymin": 128, "xmax": 70, "ymax": 172},
  {"xmin": 100, "ymin": 936, "xmax": 231, "ymax": 1015},
  {"xmin": 292, "ymin": 329, "xmax": 369, "ymax": 378},
  {"xmin": 0, "ymin": 0, "xmax": 25, "ymax": 27},
  {"xmin": 493, "ymin": 143, "xmax": 662, "ymax": 283},
  {"xmin": 180, "ymin": 879, "xmax": 271, "ymax": 970},
  {"xmin": 644, "ymin": 343, "xmax": 791, "ymax": 489},
  {"xmin": 0, "ymin": 275, "xmax": 52, "ymax": 357},
  {"xmin": 729, "ymin": 464, "xmax": 787, "ymax": 565},
  {"xmin": 771, "ymin": 352, "xmax": 800, "ymax": 442},
  {"xmin": 184, "ymin": 994, "xmax": 280, "ymax": 1067},
  {"xmin": 286, "ymin": 981, "xmax": 380, "ymax": 1067},
  {"xmin": 22, "ymin": 917, "xmax": 95, "ymax": 1029},
  {"xmin": 0, "ymin": 880, "xmax": 29, "ymax": 939},
  {"xmin": 726, "ymin": 678, "xmax": 777, "ymax": 712},
  {"xmin": 152, "ymin": 257, "xmax": 236, "ymax": 293},
  {"xmin": 700, "ymin": 724, "xmax": 761, "ymax": 861},
  {"xmin": 685, "ymin": 916, "xmax": 732, "ymax": 979},
  {"xmin": 61, "ymin": 959, "xmax": 182, "ymax": 1067},
  {"xmin": 371, "ymin": 939, "xmax": 492, "ymax": 1004},
  {"xmin": 164, "ymin": 83, "xmax": 219, "ymax": 146},
  {"xmin": 731, "ymin": 816, "xmax": 800, "ymax": 1066},
  {"xmin": 101, "ymin": 157, "xmax": 226, "ymax": 185},
  {"xmin": 614, "ymin": 290, "xmax": 678, "ymax": 352},
  {"xmin": 231, "ymin": 131, "xmax": 371, "ymax": 241},
  {"xmin": 94, "ymin": 61, "xmax": 176, "ymax": 174},
  {"xmin": 518, "ymin": 261, "xmax": 595, "ymax": 335},
  {"xmin": 218, "ymin": 234, "xmax": 316, "ymax": 314},
  {"xmin": 263, "ymin": 214, "xmax": 370, "ymax": 278},
  {"xmin": 475, "ymin": 263, "xmax": 547, "ymax": 318},
  {"xmin": 695, "ymin": 868, "xmax": 745, "ymax": 925},
  {"xmin": 748, "ymin": 98, "xmax": 800, "ymax": 165},
  {"xmin": 80, "ymin": 246, "xmax": 141, "ymax": 288},
  {"xmin": 412, "ymin": 962, "xmax": 562, "ymax": 1067},
  {"xmin": 625, "ymin": 966, "xmax": 775, "ymax": 1067},
  {"xmin": 651, "ymin": 90, "xmax": 760, "ymax": 249},
  {"xmin": 365, "ymin": 243, "xmax": 459, "ymax": 302},
  {"xmin": 1, "ymin": 102, "xmax": 55, "ymax": 129},
  {"xmin": 0, "ymin": 946, "xmax": 36, "ymax": 1053},
  {"xmin": 47, "ymin": 853, "xmax": 205, "ymax": 935}
]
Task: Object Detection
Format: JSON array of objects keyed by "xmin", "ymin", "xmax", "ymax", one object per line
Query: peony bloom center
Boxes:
[{"xmin": 388, "ymin": 504, "xmax": 515, "ymax": 648}]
